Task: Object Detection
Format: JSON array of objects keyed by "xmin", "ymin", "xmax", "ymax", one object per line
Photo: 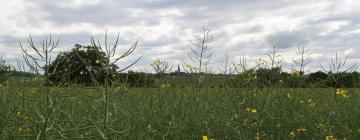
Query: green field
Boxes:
[{"xmin": 1, "ymin": 80, "xmax": 359, "ymax": 139}]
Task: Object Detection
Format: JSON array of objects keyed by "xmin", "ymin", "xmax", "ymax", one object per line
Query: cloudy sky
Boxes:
[{"xmin": 1, "ymin": 0, "xmax": 360, "ymax": 73}]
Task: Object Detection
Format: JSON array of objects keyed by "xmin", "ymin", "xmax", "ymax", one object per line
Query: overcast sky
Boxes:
[{"xmin": 1, "ymin": 0, "xmax": 360, "ymax": 73}]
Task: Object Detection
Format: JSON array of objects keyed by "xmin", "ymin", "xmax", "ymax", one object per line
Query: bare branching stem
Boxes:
[
  {"xmin": 20, "ymin": 35, "xmax": 59, "ymax": 140},
  {"xmin": 292, "ymin": 46, "xmax": 311, "ymax": 74},
  {"xmin": 188, "ymin": 26, "xmax": 213, "ymax": 73}
]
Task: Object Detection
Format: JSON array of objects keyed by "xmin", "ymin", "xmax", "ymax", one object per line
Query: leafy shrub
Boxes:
[
  {"xmin": 326, "ymin": 72, "xmax": 357, "ymax": 88},
  {"xmin": 0, "ymin": 59, "xmax": 12, "ymax": 83},
  {"xmin": 48, "ymin": 44, "xmax": 118, "ymax": 86},
  {"xmin": 255, "ymin": 67, "xmax": 282, "ymax": 87}
]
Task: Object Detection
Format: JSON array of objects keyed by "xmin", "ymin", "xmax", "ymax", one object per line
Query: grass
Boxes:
[{"xmin": 1, "ymin": 79, "xmax": 359, "ymax": 139}]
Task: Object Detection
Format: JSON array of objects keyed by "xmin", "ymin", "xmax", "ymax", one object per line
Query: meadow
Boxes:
[
  {"xmin": 1, "ymin": 31, "xmax": 360, "ymax": 140},
  {"xmin": 0, "ymin": 78, "xmax": 359, "ymax": 139}
]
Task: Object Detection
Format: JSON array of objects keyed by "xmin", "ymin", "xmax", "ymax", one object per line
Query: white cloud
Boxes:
[
  {"xmin": 1, "ymin": 0, "xmax": 360, "ymax": 72},
  {"xmin": 344, "ymin": 48, "xmax": 354, "ymax": 56}
]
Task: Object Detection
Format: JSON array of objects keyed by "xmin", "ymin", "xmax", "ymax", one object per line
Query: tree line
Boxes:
[{"xmin": 0, "ymin": 27, "xmax": 359, "ymax": 88}]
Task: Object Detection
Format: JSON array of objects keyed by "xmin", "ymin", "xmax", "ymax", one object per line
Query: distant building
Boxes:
[{"xmin": 171, "ymin": 64, "xmax": 185, "ymax": 75}]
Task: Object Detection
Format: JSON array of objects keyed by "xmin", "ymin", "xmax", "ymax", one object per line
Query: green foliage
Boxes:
[
  {"xmin": 227, "ymin": 70, "xmax": 256, "ymax": 88},
  {"xmin": 254, "ymin": 67, "xmax": 282, "ymax": 87},
  {"xmin": 48, "ymin": 44, "xmax": 118, "ymax": 86},
  {"xmin": 283, "ymin": 74, "xmax": 307, "ymax": 88},
  {"xmin": 2, "ymin": 32, "xmax": 360, "ymax": 139},
  {"xmin": 117, "ymin": 71, "xmax": 155, "ymax": 87},
  {"xmin": 305, "ymin": 71, "xmax": 327, "ymax": 87},
  {"xmin": 309, "ymin": 71, "xmax": 328, "ymax": 82},
  {"xmin": 1, "ymin": 83, "xmax": 359, "ymax": 139},
  {"xmin": 0, "ymin": 59, "xmax": 12, "ymax": 83},
  {"xmin": 326, "ymin": 72, "xmax": 359, "ymax": 88}
]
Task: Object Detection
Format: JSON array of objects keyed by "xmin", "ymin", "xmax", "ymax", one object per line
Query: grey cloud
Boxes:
[
  {"xmin": 3, "ymin": 0, "xmax": 360, "ymax": 72},
  {"xmin": 242, "ymin": 25, "xmax": 263, "ymax": 33},
  {"xmin": 26, "ymin": 0, "xmax": 302, "ymax": 27},
  {"xmin": 266, "ymin": 31, "xmax": 310, "ymax": 48},
  {"xmin": 1, "ymin": 32, "xmax": 96, "ymax": 50},
  {"xmin": 139, "ymin": 35, "xmax": 181, "ymax": 47}
]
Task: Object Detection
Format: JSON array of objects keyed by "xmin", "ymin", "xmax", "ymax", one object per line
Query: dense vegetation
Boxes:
[
  {"xmin": 48, "ymin": 44, "xmax": 118, "ymax": 86},
  {"xmin": 1, "ymin": 81, "xmax": 359, "ymax": 139},
  {"xmin": 0, "ymin": 31, "xmax": 359, "ymax": 139},
  {"xmin": 111, "ymin": 69, "xmax": 360, "ymax": 88}
]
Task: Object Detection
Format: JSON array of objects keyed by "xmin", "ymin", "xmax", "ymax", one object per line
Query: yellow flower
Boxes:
[
  {"xmin": 186, "ymin": 64, "xmax": 192, "ymax": 68},
  {"xmin": 151, "ymin": 58, "xmax": 172, "ymax": 73},
  {"xmin": 289, "ymin": 131, "xmax": 295, "ymax": 137},
  {"xmin": 296, "ymin": 128, "xmax": 306, "ymax": 132},
  {"xmin": 16, "ymin": 111, "xmax": 21, "ymax": 117},
  {"xmin": 18, "ymin": 127, "xmax": 30, "ymax": 133},
  {"xmin": 152, "ymin": 59, "xmax": 162, "ymax": 65},
  {"xmin": 168, "ymin": 121, "xmax": 173, "ymax": 126},
  {"xmin": 202, "ymin": 135, "xmax": 209, "ymax": 140},
  {"xmin": 252, "ymin": 75, "xmax": 257, "ymax": 80},
  {"xmin": 25, "ymin": 116, "xmax": 32, "ymax": 123},
  {"xmin": 246, "ymin": 107, "xmax": 257, "ymax": 113},
  {"xmin": 251, "ymin": 109, "xmax": 257, "ymax": 113},
  {"xmin": 309, "ymin": 102, "xmax": 316, "ymax": 107},
  {"xmin": 325, "ymin": 135, "xmax": 336, "ymax": 140},
  {"xmin": 235, "ymin": 63, "xmax": 243, "ymax": 68},
  {"xmin": 287, "ymin": 93, "xmax": 293, "ymax": 99},
  {"xmin": 336, "ymin": 88, "xmax": 349, "ymax": 98},
  {"xmin": 307, "ymin": 99, "xmax": 316, "ymax": 107},
  {"xmin": 255, "ymin": 132, "xmax": 260, "ymax": 140},
  {"xmin": 161, "ymin": 83, "xmax": 170, "ymax": 89},
  {"xmin": 316, "ymin": 123, "xmax": 326, "ymax": 130},
  {"xmin": 291, "ymin": 70, "xmax": 301, "ymax": 78}
]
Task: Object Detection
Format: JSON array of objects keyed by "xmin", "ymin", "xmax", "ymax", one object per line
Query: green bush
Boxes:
[
  {"xmin": 0, "ymin": 59, "xmax": 12, "ymax": 83},
  {"xmin": 326, "ymin": 72, "xmax": 358, "ymax": 88},
  {"xmin": 48, "ymin": 44, "xmax": 118, "ymax": 86}
]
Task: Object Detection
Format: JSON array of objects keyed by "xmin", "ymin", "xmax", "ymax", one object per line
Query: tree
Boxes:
[
  {"xmin": 308, "ymin": 71, "xmax": 327, "ymax": 82},
  {"xmin": 187, "ymin": 26, "xmax": 213, "ymax": 73},
  {"xmin": 325, "ymin": 72, "xmax": 356, "ymax": 88},
  {"xmin": 48, "ymin": 44, "xmax": 118, "ymax": 86}
]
